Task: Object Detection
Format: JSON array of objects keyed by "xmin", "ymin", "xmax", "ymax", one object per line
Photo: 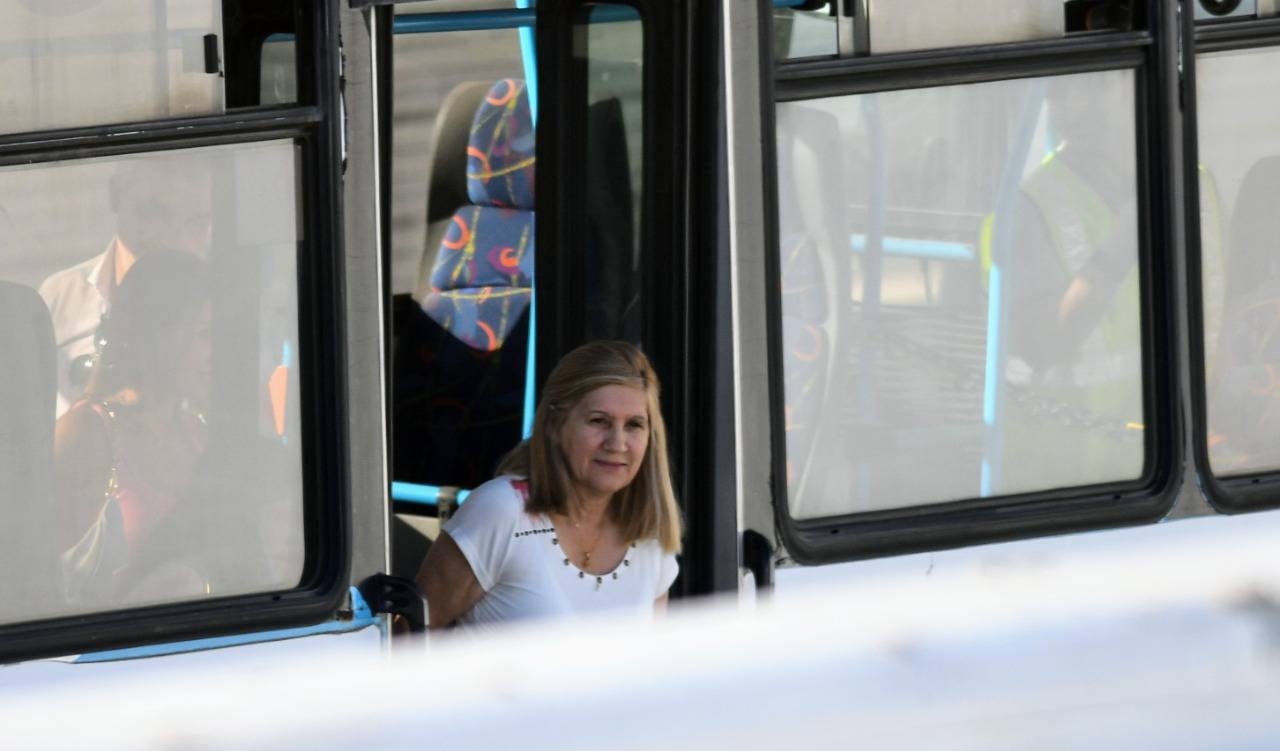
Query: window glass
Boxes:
[
  {"xmin": 774, "ymin": 3, "xmax": 837, "ymax": 60},
  {"xmin": 391, "ymin": 32, "xmax": 535, "ymax": 493},
  {"xmin": 388, "ymin": 4, "xmax": 538, "ymax": 571},
  {"xmin": 1196, "ymin": 47, "xmax": 1280, "ymax": 476},
  {"xmin": 0, "ymin": 0, "xmax": 225, "ymax": 134},
  {"xmin": 0, "ymin": 141, "xmax": 304, "ymax": 622},
  {"xmin": 259, "ymin": 35, "xmax": 298, "ymax": 107},
  {"xmin": 393, "ymin": 23, "xmax": 524, "ymax": 296},
  {"xmin": 868, "ymin": 1, "xmax": 1064, "ymax": 54},
  {"xmin": 580, "ymin": 3, "xmax": 643, "ymax": 341},
  {"xmin": 775, "ymin": 70, "xmax": 1143, "ymax": 519}
]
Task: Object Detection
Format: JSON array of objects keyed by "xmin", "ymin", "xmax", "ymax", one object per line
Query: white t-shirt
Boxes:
[{"xmin": 442, "ymin": 476, "xmax": 678, "ymax": 627}]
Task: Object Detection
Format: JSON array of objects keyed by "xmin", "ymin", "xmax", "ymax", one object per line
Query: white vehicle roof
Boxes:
[{"xmin": 6, "ymin": 511, "xmax": 1280, "ymax": 750}]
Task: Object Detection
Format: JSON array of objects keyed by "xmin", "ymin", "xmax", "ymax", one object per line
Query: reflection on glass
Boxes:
[
  {"xmin": 774, "ymin": 3, "xmax": 838, "ymax": 59},
  {"xmin": 259, "ymin": 35, "xmax": 298, "ymax": 106},
  {"xmin": 580, "ymin": 4, "xmax": 644, "ymax": 341},
  {"xmin": 1197, "ymin": 48, "xmax": 1280, "ymax": 475},
  {"xmin": 0, "ymin": 0, "xmax": 224, "ymax": 133},
  {"xmin": 0, "ymin": 142, "xmax": 304, "ymax": 622},
  {"xmin": 776, "ymin": 70, "xmax": 1143, "ymax": 518}
]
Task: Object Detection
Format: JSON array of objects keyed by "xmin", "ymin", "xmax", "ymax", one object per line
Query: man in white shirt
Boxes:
[{"xmin": 39, "ymin": 155, "xmax": 212, "ymax": 416}]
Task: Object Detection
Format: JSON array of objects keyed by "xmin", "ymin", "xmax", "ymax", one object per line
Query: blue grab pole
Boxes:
[{"xmin": 980, "ymin": 80, "xmax": 1047, "ymax": 497}]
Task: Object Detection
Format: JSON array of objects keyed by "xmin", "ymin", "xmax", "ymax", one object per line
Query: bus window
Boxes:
[
  {"xmin": 773, "ymin": 2, "xmax": 837, "ymax": 60},
  {"xmin": 389, "ymin": 2, "xmax": 650, "ymax": 578},
  {"xmin": 775, "ymin": 69, "xmax": 1142, "ymax": 518},
  {"xmin": 1196, "ymin": 47, "xmax": 1280, "ymax": 477},
  {"xmin": 0, "ymin": 142, "xmax": 305, "ymax": 623},
  {"xmin": 390, "ymin": 5, "xmax": 534, "ymax": 514},
  {"xmin": 259, "ymin": 35, "xmax": 297, "ymax": 106},
  {"xmin": 0, "ymin": 0, "xmax": 225, "ymax": 134}
]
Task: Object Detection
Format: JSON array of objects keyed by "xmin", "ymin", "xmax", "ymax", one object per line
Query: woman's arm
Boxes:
[
  {"xmin": 654, "ymin": 593, "xmax": 668, "ymax": 612},
  {"xmin": 415, "ymin": 531, "xmax": 486, "ymax": 629}
]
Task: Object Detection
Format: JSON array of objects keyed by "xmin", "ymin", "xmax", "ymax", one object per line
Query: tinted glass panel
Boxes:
[
  {"xmin": 775, "ymin": 70, "xmax": 1143, "ymax": 518},
  {"xmin": 259, "ymin": 35, "xmax": 298, "ymax": 107},
  {"xmin": 581, "ymin": 3, "xmax": 643, "ymax": 341},
  {"xmin": 1197, "ymin": 47, "xmax": 1280, "ymax": 476},
  {"xmin": 0, "ymin": 0, "xmax": 224, "ymax": 134},
  {"xmin": 0, "ymin": 142, "xmax": 304, "ymax": 621}
]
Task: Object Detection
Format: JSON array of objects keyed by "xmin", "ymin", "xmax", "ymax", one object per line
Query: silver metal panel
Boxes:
[
  {"xmin": 868, "ymin": 0, "xmax": 1063, "ymax": 55},
  {"xmin": 723, "ymin": 1, "xmax": 776, "ymax": 567},
  {"xmin": 340, "ymin": 7, "xmax": 392, "ymax": 593}
]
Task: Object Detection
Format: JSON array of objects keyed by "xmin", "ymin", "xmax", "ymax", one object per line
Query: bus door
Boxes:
[
  {"xmin": 729, "ymin": 0, "xmax": 1204, "ymax": 581},
  {"xmin": 0, "ymin": 0, "xmax": 378, "ymax": 664}
]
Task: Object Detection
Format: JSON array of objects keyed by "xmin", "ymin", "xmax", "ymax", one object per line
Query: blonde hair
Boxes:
[{"xmin": 497, "ymin": 341, "xmax": 682, "ymax": 553}]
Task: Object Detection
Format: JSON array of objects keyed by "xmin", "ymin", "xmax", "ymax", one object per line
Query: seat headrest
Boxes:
[
  {"xmin": 427, "ymin": 81, "xmax": 493, "ymax": 226},
  {"xmin": 467, "ymin": 79, "xmax": 535, "ymax": 210}
]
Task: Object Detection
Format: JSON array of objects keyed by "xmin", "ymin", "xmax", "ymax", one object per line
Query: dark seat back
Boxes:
[{"xmin": 0, "ymin": 281, "xmax": 60, "ymax": 613}]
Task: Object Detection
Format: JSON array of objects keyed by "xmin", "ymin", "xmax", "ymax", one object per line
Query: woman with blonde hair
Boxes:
[{"xmin": 416, "ymin": 340, "xmax": 682, "ymax": 628}]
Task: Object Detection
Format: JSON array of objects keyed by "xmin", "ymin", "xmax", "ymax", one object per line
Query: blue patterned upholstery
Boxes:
[
  {"xmin": 421, "ymin": 79, "xmax": 535, "ymax": 352},
  {"xmin": 466, "ymin": 78, "xmax": 535, "ymax": 210}
]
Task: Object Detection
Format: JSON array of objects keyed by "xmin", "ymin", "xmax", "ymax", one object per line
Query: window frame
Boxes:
[
  {"xmin": 761, "ymin": 2, "xmax": 1184, "ymax": 563},
  {"xmin": 0, "ymin": 1, "xmax": 350, "ymax": 663},
  {"xmin": 1184, "ymin": 13, "xmax": 1280, "ymax": 513}
]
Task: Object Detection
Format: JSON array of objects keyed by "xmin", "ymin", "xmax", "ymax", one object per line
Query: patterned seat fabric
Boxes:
[{"xmin": 421, "ymin": 78, "xmax": 535, "ymax": 352}]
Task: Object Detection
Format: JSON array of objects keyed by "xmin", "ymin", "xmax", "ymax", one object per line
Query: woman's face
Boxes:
[{"xmin": 557, "ymin": 384, "xmax": 650, "ymax": 505}]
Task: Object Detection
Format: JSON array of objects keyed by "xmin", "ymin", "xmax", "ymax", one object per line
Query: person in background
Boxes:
[
  {"xmin": 39, "ymin": 154, "xmax": 212, "ymax": 417},
  {"xmin": 416, "ymin": 340, "xmax": 682, "ymax": 629}
]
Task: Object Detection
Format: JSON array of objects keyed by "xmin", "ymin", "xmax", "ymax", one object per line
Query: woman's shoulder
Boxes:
[
  {"xmin": 627, "ymin": 536, "xmax": 673, "ymax": 561},
  {"xmin": 453, "ymin": 476, "xmax": 532, "ymax": 520},
  {"xmin": 469, "ymin": 475, "xmax": 528, "ymax": 502}
]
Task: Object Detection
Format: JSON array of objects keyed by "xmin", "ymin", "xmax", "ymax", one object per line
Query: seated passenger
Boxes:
[
  {"xmin": 415, "ymin": 341, "xmax": 682, "ymax": 629},
  {"xmin": 54, "ymin": 252, "xmax": 212, "ymax": 607}
]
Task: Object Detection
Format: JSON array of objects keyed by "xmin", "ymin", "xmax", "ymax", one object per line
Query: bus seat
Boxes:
[
  {"xmin": 0, "ymin": 282, "xmax": 60, "ymax": 611},
  {"xmin": 394, "ymin": 79, "xmax": 534, "ymax": 489},
  {"xmin": 414, "ymin": 80, "xmax": 493, "ymax": 305},
  {"xmin": 420, "ymin": 77, "xmax": 534, "ymax": 352}
]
